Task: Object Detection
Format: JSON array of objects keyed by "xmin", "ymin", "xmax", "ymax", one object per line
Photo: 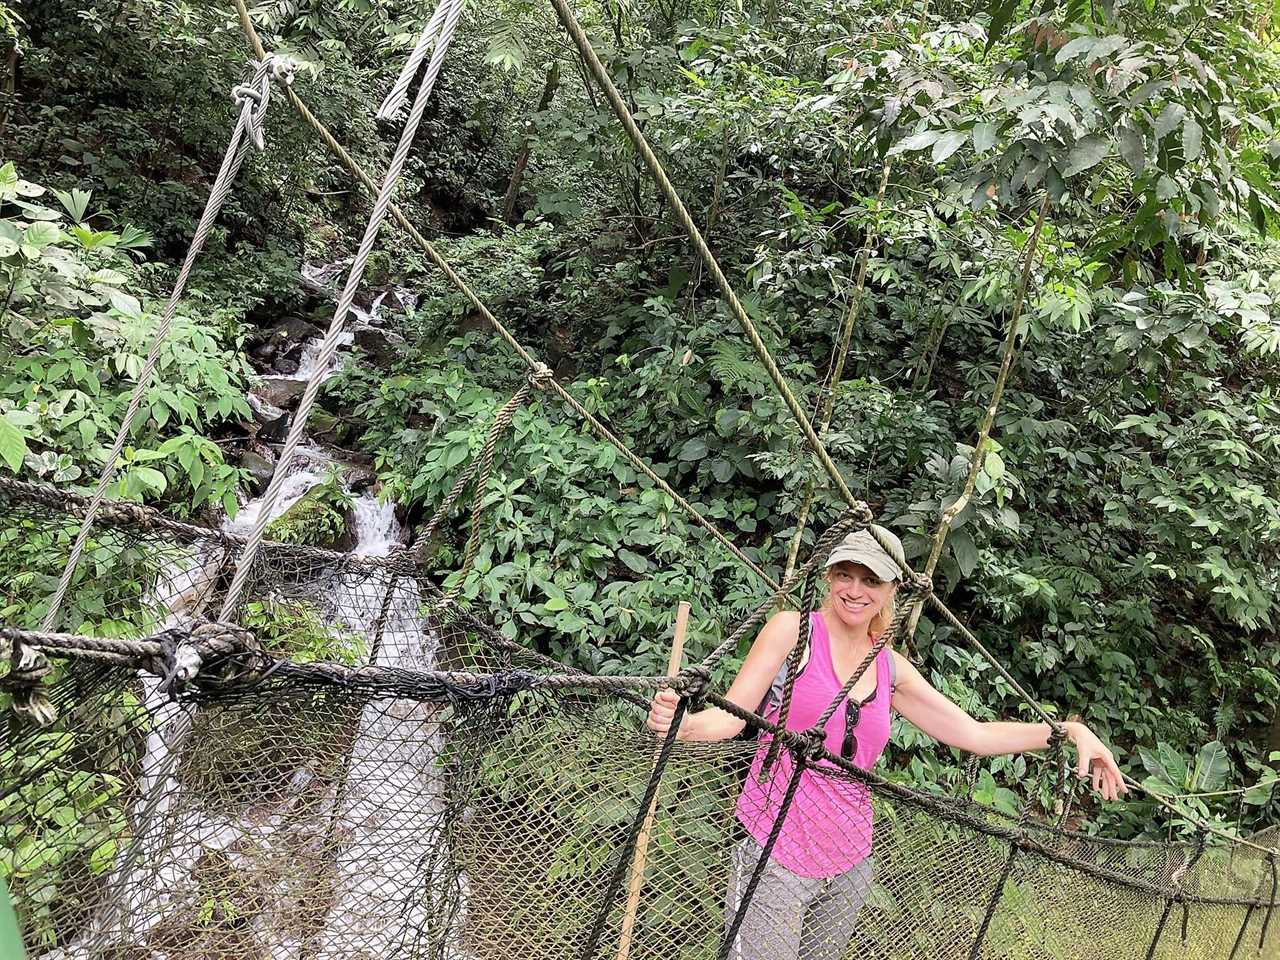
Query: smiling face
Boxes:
[{"xmin": 824, "ymin": 561, "xmax": 896, "ymax": 633}]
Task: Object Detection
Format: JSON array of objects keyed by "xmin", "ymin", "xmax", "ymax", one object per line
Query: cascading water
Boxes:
[
  {"xmin": 57, "ymin": 482, "xmax": 451, "ymax": 960},
  {"xmin": 306, "ymin": 493, "xmax": 449, "ymax": 958},
  {"xmin": 54, "ymin": 260, "xmax": 443, "ymax": 959}
]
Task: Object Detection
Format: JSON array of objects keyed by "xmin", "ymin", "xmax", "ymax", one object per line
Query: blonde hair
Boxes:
[{"xmin": 870, "ymin": 592, "xmax": 896, "ymax": 640}]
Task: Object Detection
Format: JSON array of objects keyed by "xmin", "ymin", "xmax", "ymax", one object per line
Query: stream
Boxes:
[{"xmin": 49, "ymin": 261, "xmax": 452, "ymax": 959}]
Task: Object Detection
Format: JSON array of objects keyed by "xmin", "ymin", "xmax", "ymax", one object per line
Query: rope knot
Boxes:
[
  {"xmin": 796, "ymin": 727, "xmax": 826, "ymax": 762},
  {"xmin": 232, "ymin": 57, "xmax": 281, "ymax": 152},
  {"xmin": 675, "ymin": 664, "xmax": 711, "ymax": 704},
  {"xmin": 101, "ymin": 501, "xmax": 153, "ymax": 529},
  {"xmin": 1046, "ymin": 722, "xmax": 1068, "ymax": 753},
  {"xmin": 4, "ymin": 642, "xmax": 56, "ymax": 726},
  {"xmin": 528, "ymin": 362, "xmax": 554, "ymax": 389},
  {"xmin": 904, "ymin": 572, "xmax": 933, "ymax": 598},
  {"xmin": 386, "ymin": 547, "xmax": 419, "ymax": 576},
  {"xmin": 267, "ymin": 54, "xmax": 296, "ymax": 87}
]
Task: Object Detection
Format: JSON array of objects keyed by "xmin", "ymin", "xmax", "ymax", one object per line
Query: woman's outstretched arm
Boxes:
[
  {"xmin": 890, "ymin": 652, "xmax": 1127, "ymax": 801},
  {"xmin": 647, "ymin": 611, "xmax": 802, "ymax": 742}
]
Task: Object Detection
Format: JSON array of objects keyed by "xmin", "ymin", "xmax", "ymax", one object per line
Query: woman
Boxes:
[{"xmin": 647, "ymin": 525, "xmax": 1125, "ymax": 960}]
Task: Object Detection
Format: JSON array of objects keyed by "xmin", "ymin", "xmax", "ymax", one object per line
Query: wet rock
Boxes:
[
  {"xmin": 308, "ymin": 407, "xmax": 350, "ymax": 448},
  {"xmin": 247, "ymin": 316, "xmax": 324, "ymax": 359},
  {"xmin": 239, "ymin": 450, "xmax": 277, "ymax": 493},
  {"xmin": 265, "ymin": 479, "xmax": 354, "ymax": 550},
  {"xmin": 351, "ymin": 325, "xmax": 406, "ymax": 368},
  {"xmin": 252, "ymin": 377, "xmax": 308, "ymax": 410}
]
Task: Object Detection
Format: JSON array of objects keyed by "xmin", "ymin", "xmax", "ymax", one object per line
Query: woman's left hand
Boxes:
[{"xmin": 1066, "ymin": 722, "xmax": 1126, "ymax": 801}]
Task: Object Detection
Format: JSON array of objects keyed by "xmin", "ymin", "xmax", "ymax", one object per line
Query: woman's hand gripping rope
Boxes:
[
  {"xmin": 1063, "ymin": 721, "xmax": 1127, "ymax": 802},
  {"xmin": 648, "ymin": 688, "xmax": 682, "ymax": 739}
]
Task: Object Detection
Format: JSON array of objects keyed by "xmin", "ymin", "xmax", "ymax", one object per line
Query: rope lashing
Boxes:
[
  {"xmin": 217, "ymin": 0, "xmax": 465, "ymax": 623},
  {"xmin": 1045, "ymin": 720, "xmax": 1075, "ymax": 826},
  {"xmin": 2, "ymin": 640, "xmax": 54, "ymax": 727},
  {"xmin": 231, "ymin": 54, "xmax": 293, "ymax": 151},
  {"xmin": 0, "ymin": 621, "xmax": 260, "ymax": 722},
  {"xmin": 527, "ymin": 361, "xmax": 554, "ymax": 389},
  {"xmin": 1145, "ymin": 833, "xmax": 1208, "ymax": 960},
  {"xmin": 674, "ymin": 663, "xmax": 711, "ymax": 708}
]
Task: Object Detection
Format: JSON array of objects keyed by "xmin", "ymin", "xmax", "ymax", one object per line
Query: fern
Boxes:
[{"xmin": 706, "ymin": 342, "xmax": 769, "ymax": 391}]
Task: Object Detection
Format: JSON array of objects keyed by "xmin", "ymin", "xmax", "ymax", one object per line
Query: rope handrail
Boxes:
[
  {"xmin": 212, "ymin": 0, "xmax": 1273, "ymax": 861},
  {"xmin": 7, "ymin": 610, "xmax": 1277, "ymax": 872}
]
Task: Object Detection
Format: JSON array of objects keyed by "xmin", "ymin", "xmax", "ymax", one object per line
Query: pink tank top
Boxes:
[{"xmin": 735, "ymin": 611, "xmax": 893, "ymax": 878}]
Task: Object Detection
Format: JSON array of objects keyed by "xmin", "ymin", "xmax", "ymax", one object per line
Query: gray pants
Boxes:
[{"xmin": 723, "ymin": 838, "xmax": 874, "ymax": 960}]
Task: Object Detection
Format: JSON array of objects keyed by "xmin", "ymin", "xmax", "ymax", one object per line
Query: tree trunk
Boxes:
[{"xmin": 501, "ymin": 62, "xmax": 560, "ymax": 226}]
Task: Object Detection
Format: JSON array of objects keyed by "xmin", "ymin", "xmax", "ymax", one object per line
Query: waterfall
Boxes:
[{"xmin": 306, "ymin": 492, "xmax": 448, "ymax": 958}]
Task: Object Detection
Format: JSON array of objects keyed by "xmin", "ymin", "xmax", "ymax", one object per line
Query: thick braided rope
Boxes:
[
  {"xmin": 218, "ymin": 0, "xmax": 465, "ymax": 621},
  {"xmin": 782, "ymin": 160, "xmax": 891, "ymax": 581},
  {"xmin": 548, "ymin": 0, "xmax": 859, "ymax": 509},
  {"xmin": 230, "ymin": 0, "xmax": 777, "ymax": 592},
  {"xmin": 367, "ymin": 371, "xmax": 544, "ymax": 653},
  {"xmin": 441, "ymin": 377, "xmax": 539, "ymax": 603},
  {"xmin": 36, "ymin": 57, "xmax": 281, "ymax": 635},
  {"xmin": 698, "ymin": 510, "xmax": 868, "ymax": 670},
  {"xmin": 377, "ymin": 0, "xmax": 449, "ymax": 120}
]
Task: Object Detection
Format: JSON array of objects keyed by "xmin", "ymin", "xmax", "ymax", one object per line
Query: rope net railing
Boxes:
[
  {"xmin": 2, "ymin": 484, "xmax": 1278, "ymax": 960},
  {"xmin": 1, "ymin": 5, "xmax": 1276, "ymax": 959}
]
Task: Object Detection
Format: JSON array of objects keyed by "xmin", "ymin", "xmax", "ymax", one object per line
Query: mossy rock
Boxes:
[{"xmin": 265, "ymin": 478, "xmax": 353, "ymax": 549}]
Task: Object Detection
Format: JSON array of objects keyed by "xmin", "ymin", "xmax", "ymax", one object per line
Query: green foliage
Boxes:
[
  {"xmin": 0, "ymin": 163, "xmax": 249, "ymax": 515},
  {"xmin": 241, "ymin": 595, "xmax": 366, "ymax": 663},
  {"xmin": 0, "ymin": 720, "xmax": 135, "ymax": 948}
]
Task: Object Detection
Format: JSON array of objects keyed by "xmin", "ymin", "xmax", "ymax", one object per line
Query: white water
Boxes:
[
  {"xmin": 58, "ymin": 482, "xmax": 449, "ymax": 960},
  {"xmin": 307, "ymin": 492, "xmax": 447, "ymax": 958}
]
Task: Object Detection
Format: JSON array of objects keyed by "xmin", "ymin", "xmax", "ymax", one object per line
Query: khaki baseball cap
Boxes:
[{"xmin": 825, "ymin": 525, "xmax": 907, "ymax": 582}]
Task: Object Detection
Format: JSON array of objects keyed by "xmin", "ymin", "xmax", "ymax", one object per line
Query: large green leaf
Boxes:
[
  {"xmin": 0, "ymin": 414, "xmax": 27, "ymax": 472},
  {"xmin": 1190, "ymin": 740, "xmax": 1230, "ymax": 792},
  {"xmin": 1062, "ymin": 135, "xmax": 1108, "ymax": 178}
]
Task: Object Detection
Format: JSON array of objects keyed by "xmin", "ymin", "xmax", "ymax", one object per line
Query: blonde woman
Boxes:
[{"xmin": 647, "ymin": 526, "xmax": 1125, "ymax": 960}]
